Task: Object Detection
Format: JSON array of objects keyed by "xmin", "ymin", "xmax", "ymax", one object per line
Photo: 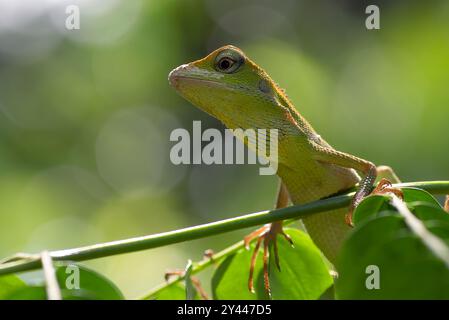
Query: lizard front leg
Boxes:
[
  {"xmin": 311, "ymin": 143, "xmax": 403, "ymax": 226},
  {"xmin": 243, "ymin": 180, "xmax": 292, "ymax": 296}
]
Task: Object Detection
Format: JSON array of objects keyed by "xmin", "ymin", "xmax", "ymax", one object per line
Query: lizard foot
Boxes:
[
  {"xmin": 371, "ymin": 178, "xmax": 404, "ymax": 198},
  {"xmin": 345, "ymin": 178, "xmax": 404, "ymax": 226},
  {"xmin": 244, "ymin": 221, "xmax": 293, "ymax": 296}
]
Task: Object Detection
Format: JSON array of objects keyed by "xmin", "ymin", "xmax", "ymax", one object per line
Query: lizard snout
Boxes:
[{"xmin": 168, "ymin": 64, "xmax": 190, "ymax": 89}]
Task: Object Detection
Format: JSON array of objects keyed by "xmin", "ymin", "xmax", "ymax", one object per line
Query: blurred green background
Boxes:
[{"xmin": 0, "ymin": 0, "xmax": 448, "ymax": 298}]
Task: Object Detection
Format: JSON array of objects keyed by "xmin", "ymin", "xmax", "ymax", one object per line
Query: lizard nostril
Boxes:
[
  {"xmin": 168, "ymin": 68, "xmax": 181, "ymax": 88},
  {"xmin": 168, "ymin": 76, "xmax": 178, "ymax": 88}
]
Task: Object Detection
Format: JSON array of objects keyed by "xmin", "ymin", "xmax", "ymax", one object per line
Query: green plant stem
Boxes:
[{"xmin": 0, "ymin": 181, "xmax": 448, "ymax": 278}]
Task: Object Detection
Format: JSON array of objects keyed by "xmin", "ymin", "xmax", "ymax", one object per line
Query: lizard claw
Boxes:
[
  {"xmin": 371, "ymin": 178, "xmax": 404, "ymax": 199},
  {"xmin": 345, "ymin": 211, "xmax": 355, "ymax": 227}
]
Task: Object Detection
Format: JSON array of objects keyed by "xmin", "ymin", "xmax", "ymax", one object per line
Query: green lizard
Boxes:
[{"xmin": 168, "ymin": 45, "xmax": 403, "ymax": 295}]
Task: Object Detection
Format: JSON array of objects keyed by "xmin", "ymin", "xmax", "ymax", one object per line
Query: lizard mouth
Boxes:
[
  {"xmin": 169, "ymin": 74, "xmax": 226, "ymax": 90},
  {"xmin": 168, "ymin": 64, "xmax": 229, "ymax": 90}
]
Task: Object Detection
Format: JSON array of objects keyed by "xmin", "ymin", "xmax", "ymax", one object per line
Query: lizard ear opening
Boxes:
[
  {"xmin": 214, "ymin": 49, "xmax": 244, "ymax": 74},
  {"xmin": 258, "ymin": 78, "xmax": 272, "ymax": 94}
]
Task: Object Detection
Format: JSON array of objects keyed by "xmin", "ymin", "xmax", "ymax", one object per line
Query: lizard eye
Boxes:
[
  {"xmin": 214, "ymin": 49, "xmax": 244, "ymax": 73},
  {"xmin": 217, "ymin": 57, "xmax": 234, "ymax": 71}
]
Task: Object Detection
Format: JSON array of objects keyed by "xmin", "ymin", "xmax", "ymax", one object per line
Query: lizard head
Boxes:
[{"xmin": 168, "ymin": 45, "xmax": 293, "ymax": 131}]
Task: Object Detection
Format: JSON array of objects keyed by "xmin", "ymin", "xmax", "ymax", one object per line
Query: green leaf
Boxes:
[
  {"xmin": 5, "ymin": 286, "xmax": 48, "ymax": 300},
  {"xmin": 0, "ymin": 275, "xmax": 27, "ymax": 299},
  {"xmin": 336, "ymin": 190, "xmax": 449, "ymax": 299},
  {"xmin": 412, "ymin": 203, "xmax": 449, "ymax": 224},
  {"xmin": 352, "ymin": 195, "xmax": 391, "ymax": 225},
  {"xmin": 212, "ymin": 246, "xmax": 266, "ymax": 300},
  {"xmin": 402, "ymin": 187, "xmax": 442, "ymax": 207},
  {"xmin": 55, "ymin": 262, "xmax": 124, "ymax": 300},
  {"xmin": 5, "ymin": 263, "xmax": 124, "ymax": 300},
  {"xmin": 427, "ymin": 220, "xmax": 449, "ymax": 244},
  {"xmin": 336, "ymin": 218, "xmax": 449, "ymax": 299},
  {"xmin": 212, "ymin": 229, "xmax": 332, "ymax": 300},
  {"xmin": 268, "ymin": 229, "xmax": 333, "ymax": 300}
]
